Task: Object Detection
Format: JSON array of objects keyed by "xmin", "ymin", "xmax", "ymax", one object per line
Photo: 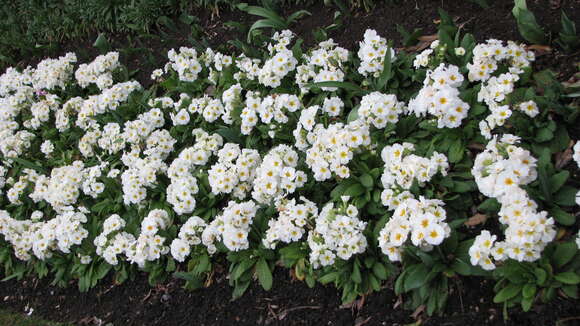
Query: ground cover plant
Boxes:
[{"xmin": 0, "ymin": 1, "xmax": 579, "ymax": 325}]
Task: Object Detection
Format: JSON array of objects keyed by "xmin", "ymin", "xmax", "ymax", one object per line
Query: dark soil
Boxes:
[
  {"xmin": 2, "ymin": 0, "xmax": 580, "ymax": 325},
  {"xmin": 11, "ymin": 0, "xmax": 580, "ymax": 85},
  {"xmin": 1, "ymin": 266, "xmax": 579, "ymax": 326}
]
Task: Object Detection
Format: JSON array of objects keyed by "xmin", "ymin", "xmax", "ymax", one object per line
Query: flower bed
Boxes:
[{"xmin": 0, "ymin": 13, "xmax": 578, "ymax": 317}]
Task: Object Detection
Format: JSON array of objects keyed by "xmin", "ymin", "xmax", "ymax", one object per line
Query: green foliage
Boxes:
[
  {"xmin": 512, "ymin": 0, "xmax": 548, "ymax": 44},
  {"xmin": 556, "ymin": 11, "xmax": 580, "ymax": 52},
  {"xmin": 395, "ymin": 234, "xmax": 479, "ymax": 316},
  {"xmin": 236, "ymin": 2, "xmax": 311, "ymax": 43},
  {"xmin": 493, "ymin": 241, "xmax": 580, "ymax": 315}
]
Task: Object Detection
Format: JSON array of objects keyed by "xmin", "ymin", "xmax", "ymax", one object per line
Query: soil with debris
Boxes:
[{"xmin": 1, "ymin": 267, "xmax": 579, "ymax": 326}]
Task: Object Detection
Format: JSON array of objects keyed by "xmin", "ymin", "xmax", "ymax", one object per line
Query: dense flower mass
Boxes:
[
  {"xmin": 408, "ymin": 64, "xmax": 470, "ymax": 128},
  {"xmin": 307, "ymin": 200, "xmax": 368, "ymax": 268},
  {"xmin": 379, "ymin": 195, "xmax": 450, "ymax": 261},
  {"xmin": 469, "ymin": 135, "xmax": 556, "ymax": 270},
  {"xmin": 263, "ymin": 197, "xmax": 318, "ymax": 249},
  {"xmin": 0, "ymin": 24, "xmax": 577, "ymax": 311},
  {"xmin": 380, "ymin": 142, "xmax": 448, "ymax": 190}
]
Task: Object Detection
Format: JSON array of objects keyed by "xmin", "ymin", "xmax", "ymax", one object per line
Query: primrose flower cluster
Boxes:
[
  {"xmin": 208, "ymin": 143, "xmax": 261, "ymax": 199},
  {"xmin": 241, "ymin": 92, "xmax": 301, "ymax": 135},
  {"xmin": 380, "ymin": 142, "xmax": 449, "ymax": 190},
  {"xmin": 379, "ymin": 195, "xmax": 451, "ymax": 261},
  {"xmin": 469, "ymin": 40, "xmax": 536, "ymax": 138},
  {"xmin": 296, "ymin": 38, "xmax": 349, "ymax": 92},
  {"xmin": 258, "ymin": 30, "xmax": 298, "ymax": 88},
  {"xmin": 252, "ymin": 145, "xmax": 307, "ymax": 204},
  {"xmin": 167, "ymin": 129, "xmax": 223, "ymax": 214},
  {"xmin": 296, "ymin": 105, "xmax": 371, "ymax": 181},
  {"xmin": 0, "ymin": 209, "xmax": 89, "ymax": 261},
  {"xmin": 75, "ymin": 52, "xmax": 119, "ymax": 90},
  {"xmin": 170, "ymin": 216, "xmax": 207, "ymax": 262},
  {"xmin": 307, "ymin": 200, "xmax": 368, "ymax": 268},
  {"xmin": 408, "ymin": 64, "xmax": 469, "ymax": 128},
  {"xmin": 263, "ymin": 197, "xmax": 318, "ymax": 249},
  {"xmin": 357, "ymin": 92, "xmax": 405, "ymax": 128},
  {"xmin": 470, "ymin": 135, "xmax": 556, "ymax": 270},
  {"xmin": 358, "ymin": 29, "xmax": 396, "ymax": 77},
  {"xmin": 202, "ymin": 200, "xmax": 258, "ymax": 254}
]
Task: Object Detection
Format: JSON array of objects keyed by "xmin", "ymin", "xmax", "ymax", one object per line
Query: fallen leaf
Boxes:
[
  {"xmin": 465, "ymin": 213, "xmax": 488, "ymax": 227},
  {"xmin": 411, "ymin": 304, "xmax": 426, "ymax": 320},
  {"xmin": 355, "ymin": 316, "xmax": 372, "ymax": 326},
  {"xmin": 418, "ymin": 34, "xmax": 438, "ymax": 42},
  {"xmin": 402, "ymin": 35, "xmax": 438, "ymax": 53},
  {"xmin": 467, "ymin": 143, "xmax": 485, "ymax": 151},
  {"xmin": 205, "ymin": 85, "xmax": 216, "ymax": 96},
  {"xmin": 526, "ymin": 45, "xmax": 552, "ymax": 56},
  {"xmin": 339, "ymin": 296, "xmax": 365, "ymax": 310},
  {"xmin": 393, "ymin": 295, "xmax": 403, "ymax": 309},
  {"xmin": 555, "ymin": 140, "xmax": 574, "ymax": 169}
]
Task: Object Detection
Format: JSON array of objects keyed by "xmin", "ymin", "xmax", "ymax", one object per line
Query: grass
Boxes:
[{"xmin": 0, "ymin": 309, "xmax": 70, "ymax": 326}]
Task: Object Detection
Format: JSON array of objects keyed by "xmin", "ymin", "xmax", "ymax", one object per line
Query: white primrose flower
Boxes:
[
  {"xmin": 378, "ymin": 195, "xmax": 450, "ymax": 261},
  {"xmin": 251, "ymin": 145, "xmax": 306, "ymax": 204},
  {"xmin": 358, "ymin": 29, "xmax": 396, "ymax": 78},
  {"xmin": 40, "ymin": 140, "xmax": 54, "ymax": 157},
  {"xmin": 308, "ymin": 201, "xmax": 367, "ymax": 268},
  {"xmin": 263, "ymin": 197, "xmax": 318, "ymax": 249},
  {"xmin": 202, "ymin": 201, "xmax": 258, "ymax": 254},
  {"xmin": 408, "ymin": 64, "xmax": 469, "ymax": 128}
]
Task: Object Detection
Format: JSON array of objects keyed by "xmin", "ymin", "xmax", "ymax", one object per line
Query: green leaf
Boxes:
[
  {"xmin": 319, "ymin": 271, "xmax": 339, "ymax": 284},
  {"xmin": 557, "ymin": 11, "xmax": 580, "ymax": 51},
  {"xmin": 561, "ymin": 284, "xmax": 578, "ymax": 299},
  {"xmin": 345, "ymin": 183, "xmax": 366, "ymax": 197},
  {"xmin": 232, "ymin": 280, "xmax": 251, "ymax": 300},
  {"xmin": 549, "ymin": 170, "xmax": 569, "ymax": 194},
  {"xmin": 233, "ymin": 259, "xmax": 255, "ymax": 280},
  {"xmin": 247, "ymin": 19, "xmax": 287, "ymax": 42},
  {"xmin": 534, "ymin": 268, "xmax": 547, "ymax": 285},
  {"xmin": 549, "ymin": 206, "xmax": 575, "ymax": 226},
  {"xmin": 351, "ymin": 263, "xmax": 362, "ymax": 284},
  {"xmin": 451, "ymin": 259, "xmax": 472, "ymax": 276},
  {"xmin": 452, "ymin": 181, "xmax": 476, "ymax": 193},
  {"xmin": 404, "ymin": 264, "xmax": 429, "ymax": 292},
  {"xmin": 287, "ymin": 10, "xmax": 311, "ymax": 23},
  {"xmin": 237, "ymin": 3, "xmax": 287, "ymax": 26},
  {"xmin": 216, "ymin": 128, "xmax": 243, "ymax": 144},
  {"xmin": 93, "ymin": 33, "xmax": 111, "ymax": 53},
  {"xmin": 512, "ymin": 0, "xmax": 547, "ymax": 44},
  {"xmin": 347, "ymin": 105, "xmax": 360, "ymax": 123},
  {"xmin": 552, "ymin": 242, "xmax": 578, "ymax": 268},
  {"xmin": 448, "ymin": 139, "xmax": 464, "ymax": 163},
  {"xmin": 372, "ymin": 262, "xmax": 388, "ymax": 280},
  {"xmin": 521, "ymin": 295, "xmax": 533, "ymax": 312},
  {"xmin": 359, "ymin": 174, "xmax": 374, "ymax": 189},
  {"xmin": 478, "ymin": 198, "xmax": 501, "ymax": 213},
  {"xmin": 9, "ymin": 157, "xmax": 46, "ymax": 173},
  {"xmin": 493, "ymin": 283, "xmax": 522, "ymax": 303},
  {"xmin": 522, "ymin": 283, "xmax": 537, "ymax": 299},
  {"xmin": 377, "ymin": 47, "xmax": 393, "ymax": 90},
  {"xmin": 535, "ymin": 128, "xmax": 554, "ymax": 142},
  {"xmin": 554, "ymin": 272, "xmax": 580, "ymax": 285},
  {"xmin": 554, "ymin": 185, "xmax": 578, "ymax": 207},
  {"xmin": 256, "ymin": 258, "xmax": 273, "ymax": 291}
]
